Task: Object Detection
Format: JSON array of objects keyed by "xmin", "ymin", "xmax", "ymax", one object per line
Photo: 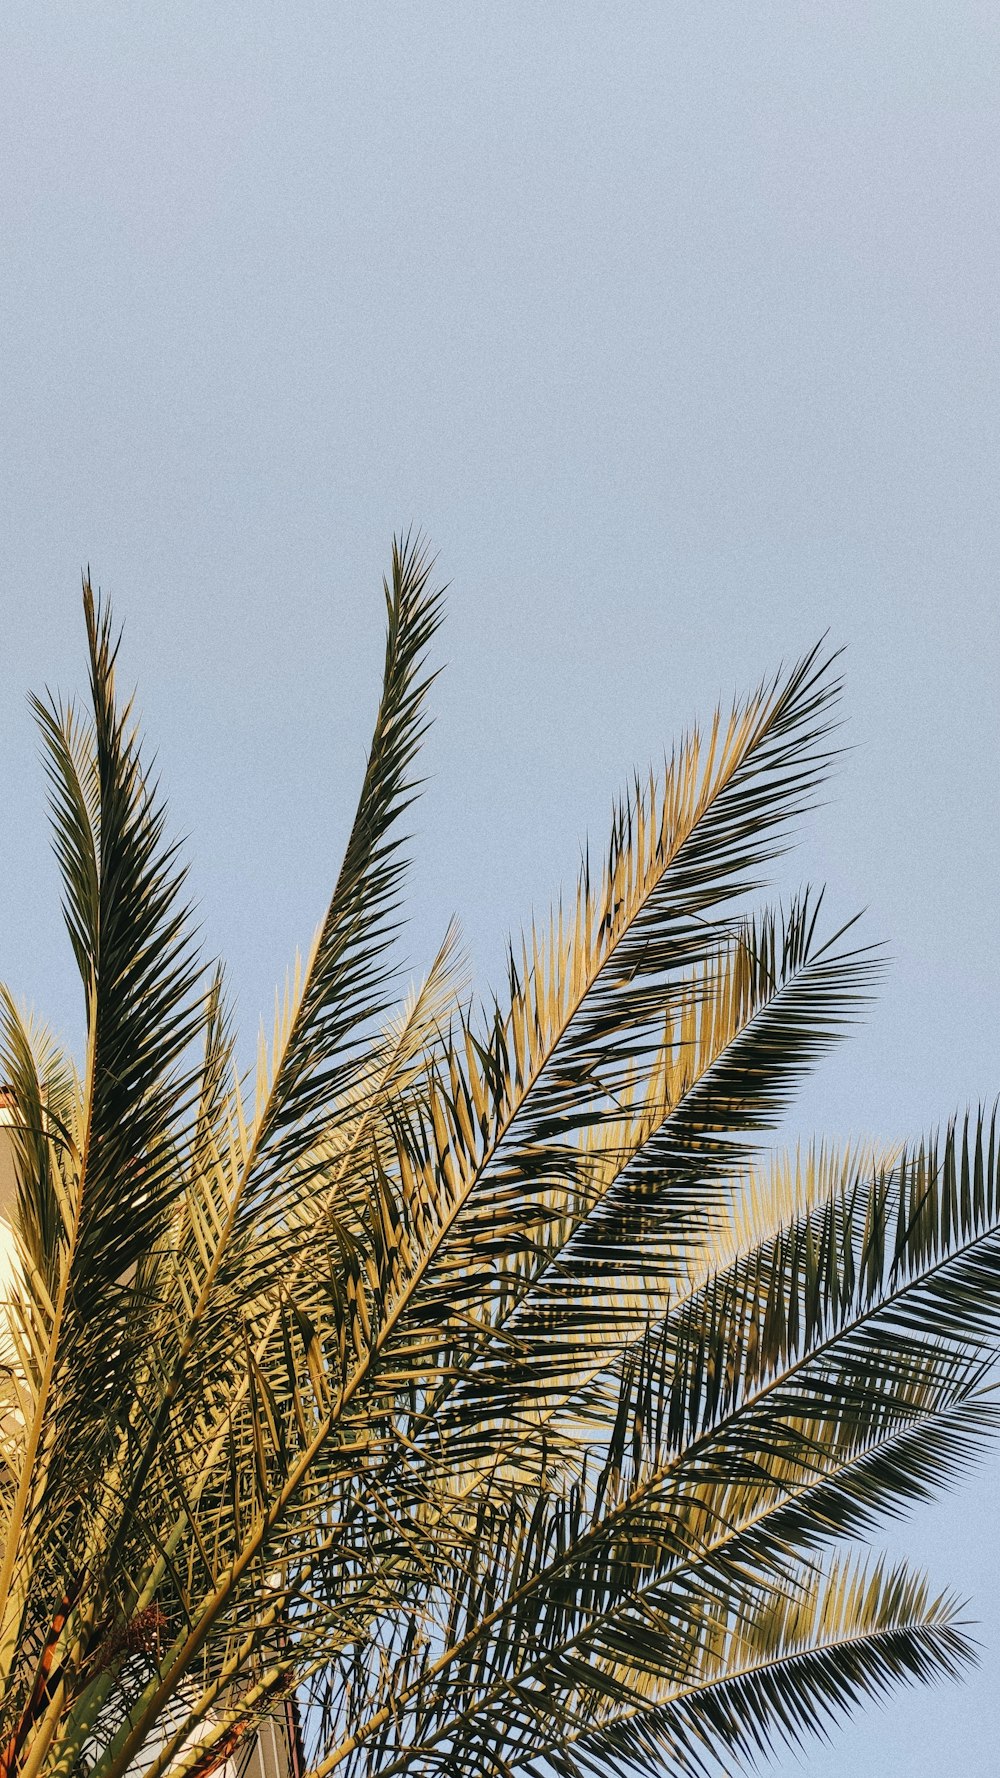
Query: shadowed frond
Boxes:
[{"xmin": 0, "ymin": 580, "xmax": 205, "ymax": 1714}]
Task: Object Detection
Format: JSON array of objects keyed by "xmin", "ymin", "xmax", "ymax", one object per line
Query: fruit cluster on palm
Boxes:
[{"xmin": 0, "ymin": 540, "xmax": 997, "ymax": 1778}]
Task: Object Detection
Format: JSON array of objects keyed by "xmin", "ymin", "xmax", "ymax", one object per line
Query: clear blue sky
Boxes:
[{"xmin": 2, "ymin": 5, "xmax": 999, "ymax": 1772}]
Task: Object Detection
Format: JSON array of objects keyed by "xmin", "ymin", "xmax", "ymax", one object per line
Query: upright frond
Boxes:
[
  {"xmin": 243, "ymin": 534, "xmax": 445, "ymax": 1207},
  {"xmin": 0, "ymin": 578, "xmax": 205, "ymax": 1721}
]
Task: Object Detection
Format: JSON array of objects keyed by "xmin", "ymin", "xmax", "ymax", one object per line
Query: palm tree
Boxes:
[{"xmin": 1, "ymin": 539, "xmax": 997, "ymax": 1778}]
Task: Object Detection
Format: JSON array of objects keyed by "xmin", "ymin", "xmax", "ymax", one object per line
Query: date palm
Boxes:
[{"xmin": 0, "ymin": 540, "xmax": 997, "ymax": 1778}]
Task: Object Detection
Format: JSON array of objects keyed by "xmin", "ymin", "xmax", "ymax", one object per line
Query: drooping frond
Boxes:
[
  {"xmin": 532, "ymin": 1558, "xmax": 972, "ymax": 1778},
  {"xmin": 308, "ymin": 1119, "xmax": 1000, "ymax": 1778}
]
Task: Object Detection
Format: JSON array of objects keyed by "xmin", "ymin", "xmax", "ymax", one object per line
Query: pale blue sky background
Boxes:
[{"xmin": 2, "ymin": 5, "xmax": 999, "ymax": 1772}]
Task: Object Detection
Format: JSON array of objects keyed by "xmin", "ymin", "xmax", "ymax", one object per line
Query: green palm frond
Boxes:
[
  {"xmin": 534, "ymin": 1558, "xmax": 972, "ymax": 1778},
  {"xmin": 0, "ymin": 545, "xmax": 996, "ymax": 1778},
  {"xmin": 318, "ymin": 1120, "xmax": 998, "ymax": 1778},
  {"xmin": 239, "ymin": 532, "xmax": 444, "ymax": 1203},
  {"xmin": 0, "ymin": 582, "xmax": 205, "ymax": 1712}
]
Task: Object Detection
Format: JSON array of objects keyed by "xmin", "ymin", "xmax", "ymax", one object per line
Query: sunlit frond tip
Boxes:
[{"xmin": 535, "ymin": 1559, "xmax": 972, "ymax": 1778}]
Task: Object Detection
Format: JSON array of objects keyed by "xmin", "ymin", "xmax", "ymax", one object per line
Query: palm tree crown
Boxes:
[{"xmin": 0, "ymin": 540, "xmax": 996, "ymax": 1778}]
